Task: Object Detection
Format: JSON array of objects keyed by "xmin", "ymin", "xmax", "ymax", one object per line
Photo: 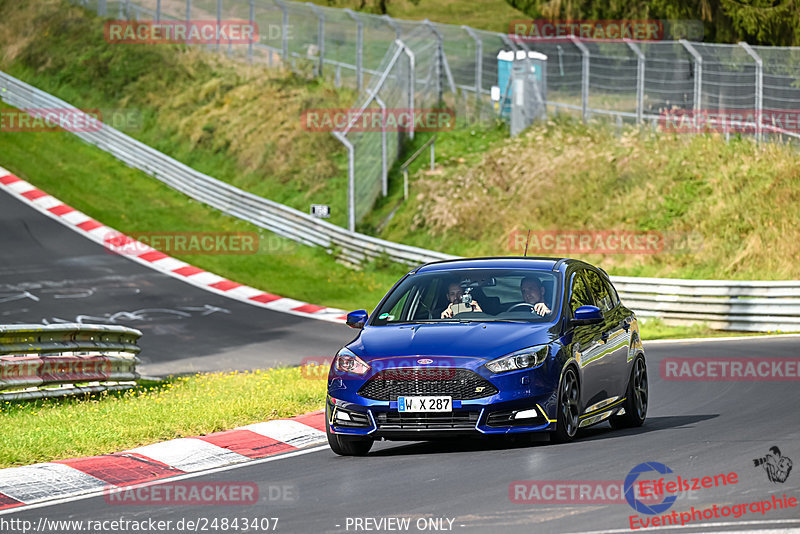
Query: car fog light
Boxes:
[
  {"xmin": 335, "ymin": 410, "xmax": 352, "ymax": 421},
  {"xmin": 514, "ymin": 408, "xmax": 538, "ymax": 419}
]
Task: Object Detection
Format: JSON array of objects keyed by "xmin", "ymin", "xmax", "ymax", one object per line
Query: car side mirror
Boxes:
[
  {"xmin": 345, "ymin": 309, "xmax": 368, "ymax": 329},
  {"xmin": 571, "ymin": 305, "xmax": 604, "ymax": 326}
]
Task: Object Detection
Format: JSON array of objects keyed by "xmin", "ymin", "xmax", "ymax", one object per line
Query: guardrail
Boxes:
[
  {"xmin": 0, "ymin": 70, "xmax": 454, "ymax": 269},
  {"xmin": 612, "ymin": 277, "xmax": 800, "ymax": 332},
  {"xmin": 1, "ymin": 70, "xmax": 799, "ymax": 332},
  {"xmin": 0, "ymin": 324, "xmax": 142, "ymax": 400}
]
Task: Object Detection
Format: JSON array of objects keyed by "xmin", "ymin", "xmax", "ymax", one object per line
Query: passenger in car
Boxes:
[
  {"xmin": 521, "ymin": 276, "xmax": 551, "ymax": 316},
  {"xmin": 440, "ymin": 281, "xmax": 483, "ymax": 318}
]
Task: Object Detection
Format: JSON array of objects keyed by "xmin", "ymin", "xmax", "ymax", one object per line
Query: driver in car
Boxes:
[
  {"xmin": 519, "ymin": 276, "xmax": 551, "ymax": 316},
  {"xmin": 441, "ymin": 281, "xmax": 483, "ymax": 318}
]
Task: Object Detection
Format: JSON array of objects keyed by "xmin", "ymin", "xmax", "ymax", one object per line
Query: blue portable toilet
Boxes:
[{"xmin": 496, "ymin": 50, "xmax": 547, "ymax": 117}]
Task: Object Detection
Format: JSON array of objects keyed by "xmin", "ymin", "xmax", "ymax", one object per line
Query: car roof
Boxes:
[{"xmin": 414, "ymin": 256, "xmax": 584, "ymax": 274}]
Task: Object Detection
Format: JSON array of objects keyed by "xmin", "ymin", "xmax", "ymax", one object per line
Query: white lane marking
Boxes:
[
  {"xmin": 645, "ymin": 333, "xmax": 800, "ymax": 345},
  {"xmin": 61, "ymin": 210, "xmax": 91, "ymax": 225},
  {"xmin": 562, "ymin": 519, "xmax": 800, "ymax": 534},
  {"xmin": 6, "ymin": 180, "xmax": 36, "ymax": 194},
  {"xmin": 0, "ymin": 463, "xmax": 108, "ymax": 504},
  {"xmin": 125, "ymin": 438, "xmax": 250, "ymax": 472},
  {"xmin": 183, "ymin": 271, "xmax": 226, "ymax": 286},
  {"xmin": 261, "ymin": 297, "xmax": 312, "ymax": 312},
  {"xmin": 148, "ymin": 257, "xmax": 188, "ymax": 271},
  {"xmin": 239, "ymin": 420, "xmax": 326, "ymax": 448},
  {"xmin": 0, "ymin": 445, "xmax": 331, "ymax": 516},
  {"xmin": 30, "ymin": 195, "xmax": 61, "ymax": 210},
  {"xmin": 226, "ymin": 285, "xmax": 266, "ymax": 299}
]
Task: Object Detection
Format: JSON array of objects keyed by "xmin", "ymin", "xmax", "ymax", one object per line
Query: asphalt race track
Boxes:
[
  {"xmin": 2, "ymin": 186, "xmax": 800, "ymax": 533},
  {"xmin": 0, "ymin": 189, "xmax": 354, "ymax": 376},
  {"xmin": 4, "ymin": 337, "xmax": 799, "ymax": 533}
]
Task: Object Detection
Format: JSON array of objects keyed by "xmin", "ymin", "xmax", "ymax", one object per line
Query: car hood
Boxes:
[{"xmin": 348, "ymin": 322, "xmax": 559, "ymax": 362}]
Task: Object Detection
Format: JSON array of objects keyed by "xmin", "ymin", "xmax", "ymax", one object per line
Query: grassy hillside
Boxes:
[
  {"xmin": 307, "ymin": 0, "xmax": 526, "ymax": 33},
  {"xmin": 369, "ymin": 117, "xmax": 800, "ymax": 281}
]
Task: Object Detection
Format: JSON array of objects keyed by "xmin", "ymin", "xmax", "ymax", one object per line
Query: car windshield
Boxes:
[{"xmin": 371, "ymin": 268, "xmax": 561, "ymax": 325}]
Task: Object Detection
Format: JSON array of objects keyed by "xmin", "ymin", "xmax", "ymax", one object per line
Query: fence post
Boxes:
[
  {"xmin": 462, "ymin": 26, "xmax": 483, "ymax": 119},
  {"xmin": 274, "ymin": 0, "xmax": 289, "ymax": 63},
  {"xmin": 309, "ymin": 3, "xmax": 325, "ymax": 77},
  {"xmin": 248, "ymin": 0, "xmax": 255, "ymax": 63},
  {"xmin": 739, "ymin": 42, "xmax": 763, "ymax": 143},
  {"xmin": 344, "ymin": 9, "xmax": 363, "ymax": 92},
  {"xmin": 215, "ymin": 0, "xmax": 222, "ymax": 52},
  {"xmin": 680, "ymin": 39, "xmax": 703, "ymax": 113},
  {"xmin": 98, "ymin": 0, "xmax": 106, "ymax": 16},
  {"xmin": 373, "ymin": 92, "xmax": 388, "ymax": 197},
  {"xmin": 625, "ymin": 39, "xmax": 645, "ymax": 124},
  {"xmin": 569, "ymin": 36, "xmax": 590, "ymax": 123},
  {"xmin": 155, "ymin": 0, "xmax": 161, "ymax": 22},
  {"xmin": 185, "ymin": 0, "xmax": 192, "ymax": 44},
  {"xmin": 423, "ymin": 20, "xmax": 456, "ymax": 103},
  {"xmin": 333, "ymin": 132, "xmax": 356, "ymax": 232},
  {"xmin": 399, "ymin": 40, "xmax": 415, "ymax": 140}
]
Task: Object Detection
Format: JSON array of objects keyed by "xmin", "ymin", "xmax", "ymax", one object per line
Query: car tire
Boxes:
[
  {"xmin": 326, "ymin": 424, "xmax": 374, "ymax": 456},
  {"xmin": 609, "ymin": 356, "xmax": 648, "ymax": 429},
  {"xmin": 550, "ymin": 367, "xmax": 580, "ymax": 443}
]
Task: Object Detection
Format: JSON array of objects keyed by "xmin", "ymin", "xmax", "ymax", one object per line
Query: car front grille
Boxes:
[
  {"xmin": 357, "ymin": 367, "xmax": 498, "ymax": 401},
  {"xmin": 375, "ymin": 410, "xmax": 480, "ymax": 430}
]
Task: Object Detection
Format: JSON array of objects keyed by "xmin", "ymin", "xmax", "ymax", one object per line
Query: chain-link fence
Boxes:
[{"xmin": 72, "ymin": 0, "xmax": 800, "ymax": 228}]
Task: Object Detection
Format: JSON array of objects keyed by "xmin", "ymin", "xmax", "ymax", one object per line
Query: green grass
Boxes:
[
  {"xmin": 0, "ymin": 366, "xmax": 328, "ymax": 468},
  {"xmin": 307, "ymin": 0, "xmax": 528, "ymax": 34}
]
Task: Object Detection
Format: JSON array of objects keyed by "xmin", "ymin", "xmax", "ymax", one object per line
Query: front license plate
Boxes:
[{"xmin": 397, "ymin": 396, "xmax": 452, "ymax": 412}]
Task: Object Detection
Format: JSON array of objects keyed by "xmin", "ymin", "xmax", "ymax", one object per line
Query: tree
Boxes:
[{"xmin": 505, "ymin": 0, "xmax": 800, "ymax": 45}]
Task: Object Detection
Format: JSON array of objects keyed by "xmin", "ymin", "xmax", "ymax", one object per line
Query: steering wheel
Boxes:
[{"xmin": 506, "ymin": 302, "xmax": 537, "ymax": 313}]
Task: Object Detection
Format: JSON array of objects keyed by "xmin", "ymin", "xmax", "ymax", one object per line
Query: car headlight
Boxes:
[
  {"xmin": 333, "ymin": 347, "xmax": 371, "ymax": 375},
  {"xmin": 485, "ymin": 345, "xmax": 549, "ymax": 373}
]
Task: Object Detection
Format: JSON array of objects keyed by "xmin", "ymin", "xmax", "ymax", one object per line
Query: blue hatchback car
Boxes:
[{"xmin": 326, "ymin": 257, "xmax": 648, "ymax": 456}]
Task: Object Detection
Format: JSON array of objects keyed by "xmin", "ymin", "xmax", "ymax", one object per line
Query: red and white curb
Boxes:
[
  {"xmin": 0, "ymin": 411, "xmax": 326, "ymax": 511},
  {"xmin": 0, "ymin": 167, "xmax": 347, "ymax": 323}
]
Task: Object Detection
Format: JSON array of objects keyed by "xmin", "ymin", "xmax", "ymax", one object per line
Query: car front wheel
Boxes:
[
  {"xmin": 326, "ymin": 424, "xmax": 374, "ymax": 456},
  {"xmin": 609, "ymin": 356, "xmax": 648, "ymax": 429},
  {"xmin": 551, "ymin": 367, "xmax": 580, "ymax": 443}
]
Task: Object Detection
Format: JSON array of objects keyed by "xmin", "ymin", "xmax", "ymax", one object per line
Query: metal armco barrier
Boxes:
[
  {"xmin": 612, "ymin": 277, "xmax": 800, "ymax": 333},
  {"xmin": 0, "ymin": 70, "xmax": 454, "ymax": 269},
  {"xmin": 0, "ymin": 324, "xmax": 142, "ymax": 400},
  {"xmin": 1, "ymin": 71, "xmax": 799, "ymax": 333}
]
